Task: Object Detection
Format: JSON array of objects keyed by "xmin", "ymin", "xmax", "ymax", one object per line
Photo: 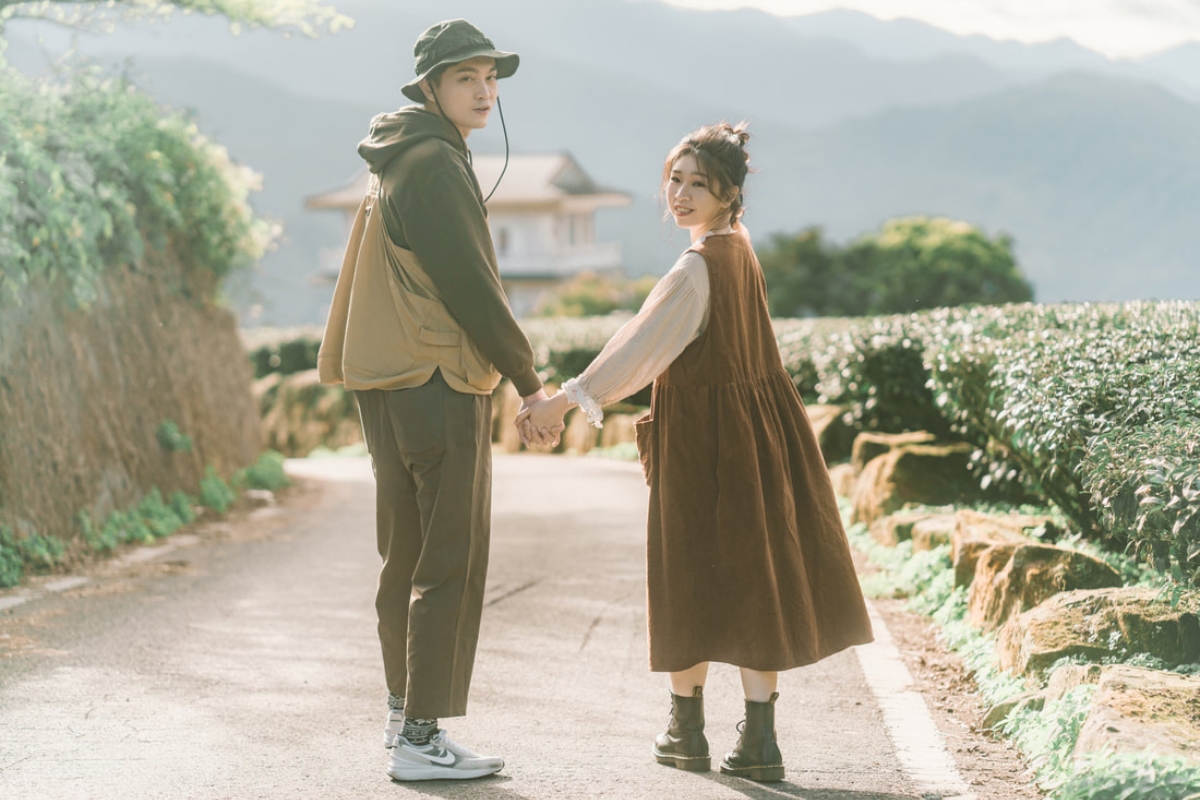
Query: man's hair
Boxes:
[{"xmin": 421, "ymin": 63, "xmax": 451, "ymax": 102}]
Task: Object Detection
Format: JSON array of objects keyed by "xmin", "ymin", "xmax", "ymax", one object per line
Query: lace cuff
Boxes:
[{"xmin": 563, "ymin": 378, "xmax": 604, "ymax": 429}]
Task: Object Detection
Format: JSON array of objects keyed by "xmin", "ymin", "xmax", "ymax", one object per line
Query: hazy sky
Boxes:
[{"xmin": 664, "ymin": 0, "xmax": 1200, "ymax": 59}]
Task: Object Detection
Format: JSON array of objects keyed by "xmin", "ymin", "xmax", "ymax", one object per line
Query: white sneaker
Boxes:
[
  {"xmin": 387, "ymin": 729, "xmax": 505, "ymax": 781},
  {"xmin": 384, "ymin": 708, "xmax": 405, "ymax": 748}
]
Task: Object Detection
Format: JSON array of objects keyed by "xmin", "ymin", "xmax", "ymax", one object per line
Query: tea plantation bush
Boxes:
[{"xmin": 251, "ymin": 302, "xmax": 1200, "ymax": 584}]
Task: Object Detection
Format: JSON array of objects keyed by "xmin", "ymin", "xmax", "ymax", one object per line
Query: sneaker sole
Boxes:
[
  {"xmin": 652, "ymin": 746, "xmax": 711, "ymax": 772},
  {"xmin": 387, "ymin": 764, "xmax": 503, "ymax": 781},
  {"xmin": 719, "ymin": 762, "xmax": 785, "ymax": 782}
]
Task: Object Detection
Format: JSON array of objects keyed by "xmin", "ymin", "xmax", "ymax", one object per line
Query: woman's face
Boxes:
[
  {"xmin": 666, "ymin": 154, "xmax": 731, "ymax": 233},
  {"xmin": 422, "ymin": 56, "xmax": 498, "ymax": 139}
]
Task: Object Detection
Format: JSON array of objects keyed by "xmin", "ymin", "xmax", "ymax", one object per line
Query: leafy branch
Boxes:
[{"xmin": 0, "ymin": 0, "xmax": 353, "ymax": 37}]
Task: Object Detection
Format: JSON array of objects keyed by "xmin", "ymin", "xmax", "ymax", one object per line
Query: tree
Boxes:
[
  {"xmin": 758, "ymin": 216, "xmax": 1034, "ymax": 317},
  {"xmin": 0, "ymin": 0, "xmax": 352, "ymax": 37},
  {"xmin": 760, "ymin": 226, "xmax": 860, "ymax": 318},
  {"xmin": 849, "ymin": 217, "xmax": 1033, "ymax": 315},
  {"xmin": 534, "ymin": 271, "xmax": 659, "ymax": 318}
]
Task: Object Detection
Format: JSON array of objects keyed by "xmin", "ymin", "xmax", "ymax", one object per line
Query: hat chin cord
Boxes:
[{"xmin": 428, "ymin": 83, "xmax": 510, "ymax": 205}]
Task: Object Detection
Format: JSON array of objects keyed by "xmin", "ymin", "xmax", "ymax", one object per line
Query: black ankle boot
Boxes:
[
  {"xmin": 719, "ymin": 692, "xmax": 784, "ymax": 781},
  {"xmin": 652, "ymin": 687, "xmax": 711, "ymax": 771}
]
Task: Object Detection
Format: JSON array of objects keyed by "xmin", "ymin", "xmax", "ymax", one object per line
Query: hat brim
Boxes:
[{"xmin": 402, "ymin": 49, "xmax": 519, "ymax": 103}]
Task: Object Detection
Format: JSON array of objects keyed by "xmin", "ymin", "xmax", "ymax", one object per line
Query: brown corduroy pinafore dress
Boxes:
[{"xmin": 635, "ymin": 229, "xmax": 874, "ymax": 673}]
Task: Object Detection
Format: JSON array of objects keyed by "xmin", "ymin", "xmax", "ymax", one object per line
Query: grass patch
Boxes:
[{"xmin": 233, "ymin": 450, "xmax": 290, "ymax": 492}]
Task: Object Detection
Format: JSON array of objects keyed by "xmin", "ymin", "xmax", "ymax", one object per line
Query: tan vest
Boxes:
[{"xmin": 317, "ymin": 179, "xmax": 501, "ymax": 395}]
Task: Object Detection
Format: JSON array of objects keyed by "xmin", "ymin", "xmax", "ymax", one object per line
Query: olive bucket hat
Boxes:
[{"xmin": 401, "ymin": 19, "xmax": 520, "ymax": 103}]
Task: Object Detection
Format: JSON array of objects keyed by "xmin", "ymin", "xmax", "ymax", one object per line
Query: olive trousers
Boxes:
[{"xmin": 355, "ymin": 372, "xmax": 492, "ymax": 719}]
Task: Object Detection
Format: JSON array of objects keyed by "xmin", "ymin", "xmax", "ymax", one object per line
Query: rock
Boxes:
[
  {"xmin": 1045, "ymin": 663, "xmax": 1103, "ymax": 702},
  {"xmin": 850, "ymin": 431, "xmax": 937, "ymax": 476},
  {"xmin": 805, "ymin": 405, "xmax": 856, "ymax": 464},
  {"xmin": 599, "ymin": 413, "xmax": 637, "ymax": 448},
  {"xmin": 968, "ymin": 544, "xmax": 1123, "ymax": 631},
  {"xmin": 868, "ymin": 510, "xmax": 940, "ymax": 548},
  {"xmin": 982, "ymin": 691, "xmax": 1046, "ymax": 732},
  {"xmin": 951, "ymin": 510, "xmax": 1046, "ymax": 588},
  {"xmin": 851, "ymin": 442, "xmax": 974, "ymax": 526},
  {"xmin": 1074, "ymin": 665, "xmax": 1200, "ymax": 761},
  {"xmin": 996, "ymin": 587, "xmax": 1200, "ymax": 676},
  {"xmin": 828, "ymin": 463, "xmax": 856, "ymax": 498},
  {"xmin": 562, "ymin": 408, "xmax": 599, "ymax": 455},
  {"xmin": 911, "ymin": 515, "xmax": 958, "ymax": 552}
]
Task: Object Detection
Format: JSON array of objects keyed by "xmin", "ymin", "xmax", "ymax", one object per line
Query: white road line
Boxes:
[{"xmin": 855, "ymin": 600, "xmax": 976, "ymax": 800}]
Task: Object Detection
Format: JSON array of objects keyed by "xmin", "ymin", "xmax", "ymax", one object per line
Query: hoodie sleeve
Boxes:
[{"xmin": 381, "ymin": 140, "xmax": 543, "ymax": 397}]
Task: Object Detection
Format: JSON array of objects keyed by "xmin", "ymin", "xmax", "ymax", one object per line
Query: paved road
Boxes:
[{"xmin": 1, "ymin": 455, "xmax": 973, "ymax": 799}]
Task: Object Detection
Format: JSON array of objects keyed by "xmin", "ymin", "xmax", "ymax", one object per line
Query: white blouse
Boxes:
[{"xmin": 563, "ymin": 249, "xmax": 712, "ymax": 428}]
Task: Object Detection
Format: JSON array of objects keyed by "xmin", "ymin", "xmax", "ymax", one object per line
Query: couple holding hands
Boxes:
[{"xmin": 319, "ymin": 17, "xmax": 873, "ymax": 785}]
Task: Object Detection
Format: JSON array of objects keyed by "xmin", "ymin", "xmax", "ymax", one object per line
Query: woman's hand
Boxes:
[{"xmin": 515, "ymin": 392, "xmax": 570, "ymax": 449}]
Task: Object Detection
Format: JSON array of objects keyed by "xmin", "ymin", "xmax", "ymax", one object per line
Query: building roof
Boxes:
[{"xmin": 306, "ymin": 152, "xmax": 631, "ymax": 211}]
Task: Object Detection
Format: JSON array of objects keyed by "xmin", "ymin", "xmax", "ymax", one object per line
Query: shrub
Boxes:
[
  {"xmin": 1055, "ymin": 753, "xmax": 1200, "ymax": 800},
  {"xmin": 15, "ymin": 530, "xmax": 65, "ymax": 572},
  {"xmin": 0, "ymin": 526, "xmax": 23, "ymax": 588},
  {"xmin": 156, "ymin": 419, "xmax": 193, "ymax": 453},
  {"xmin": 198, "ymin": 466, "xmax": 235, "ymax": 514},
  {"xmin": 136, "ymin": 488, "xmax": 187, "ymax": 538},
  {"xmin": 533, "ymin": 271, "xmax": 658, "ymax": 318},
  {"xmin": 928, "ymin": 302, "xmax": 1200, "ymax": 581},
  {"xmin": 233, "ymin": 450, "xmax": 291, "ymax": 491},
  {"xmin": 0, "ymin": 64, "xmax": 275, "ymax": 307}
]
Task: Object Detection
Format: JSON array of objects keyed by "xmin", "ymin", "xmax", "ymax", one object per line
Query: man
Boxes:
[{"xmin": 318, "ymin": 18, "xmax": 550, "ymax": 782}]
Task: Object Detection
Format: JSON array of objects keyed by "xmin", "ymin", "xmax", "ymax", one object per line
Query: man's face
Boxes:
[{"xmin": 422, "ymin": 56, "xmax": 498, "ymax": 138}]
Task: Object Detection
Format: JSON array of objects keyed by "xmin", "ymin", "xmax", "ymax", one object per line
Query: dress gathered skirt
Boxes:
[{"xmin": 635, "ymin": 230, "xmax": 874, "ymax": 672}]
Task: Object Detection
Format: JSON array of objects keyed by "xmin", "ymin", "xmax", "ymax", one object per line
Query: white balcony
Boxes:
[{"xmin": 497, "ymin": 242, "xmax": 623, "ymax": 278}]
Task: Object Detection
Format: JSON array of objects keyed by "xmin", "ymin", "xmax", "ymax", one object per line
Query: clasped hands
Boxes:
[{"xmin": 516, "ymin": 389, "xmax": 570, "ymax": 449}]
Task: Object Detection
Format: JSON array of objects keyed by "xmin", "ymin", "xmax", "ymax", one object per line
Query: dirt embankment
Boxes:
[{"xmin": 0, "ymin": 250, "xmax": 261, "ymax": 543}]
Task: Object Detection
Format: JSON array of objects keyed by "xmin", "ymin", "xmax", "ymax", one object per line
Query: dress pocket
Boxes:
[{"xmin": 634, "ymin": 412, "xmax": 654, "ymax": 487}]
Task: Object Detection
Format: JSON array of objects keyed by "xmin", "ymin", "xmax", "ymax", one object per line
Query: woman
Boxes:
[{"xmin": 519, "ymin": 123, "xmax": 873, "ymax": 782}]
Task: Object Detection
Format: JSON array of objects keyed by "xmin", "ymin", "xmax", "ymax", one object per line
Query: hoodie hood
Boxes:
[{"xmin": 357, "ymin": 106, "xmax": 466, "ymax": 175}]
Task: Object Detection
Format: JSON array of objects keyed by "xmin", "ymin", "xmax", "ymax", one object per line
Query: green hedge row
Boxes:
[
  {"xmin": 244, "ymin": 301, "xmax": 1200, "ymax": 584},
  {"xmin": 776, "ymin": 302, "xmax": 1200, "ymax": 584}
]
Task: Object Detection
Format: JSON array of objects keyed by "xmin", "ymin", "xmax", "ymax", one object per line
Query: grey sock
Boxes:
[
  {"xmin": 401, "ymin": 717, "xmax": 438, "ymax": 745},
  {"xmin": 387, "ymin": 693, "xmax": 405, "ymax": 712}
]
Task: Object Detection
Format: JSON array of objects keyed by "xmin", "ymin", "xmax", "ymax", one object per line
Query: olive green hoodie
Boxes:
[{"xmin": 356, "ymin": 106, "xmax": 542, "ymax": 396}]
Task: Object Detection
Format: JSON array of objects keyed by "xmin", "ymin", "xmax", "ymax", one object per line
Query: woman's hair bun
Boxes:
[{"xmin": 728, "ymin": 121, "xmax": 751, "ymax": 148}]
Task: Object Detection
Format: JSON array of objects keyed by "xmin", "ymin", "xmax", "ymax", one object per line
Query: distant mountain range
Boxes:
[{"xmin": 6, "ymin": 0, "xmax": 1199, "ymax": 323}]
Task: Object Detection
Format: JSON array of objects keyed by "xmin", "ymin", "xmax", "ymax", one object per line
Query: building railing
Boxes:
[{"xmin": 497, "ymin": 242, "xmax": 623, "ymax": 276}]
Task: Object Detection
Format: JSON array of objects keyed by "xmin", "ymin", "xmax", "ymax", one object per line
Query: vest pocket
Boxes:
[{"xmin": 418, "ymin": 327, "xmax": 461, "ymax": 347}]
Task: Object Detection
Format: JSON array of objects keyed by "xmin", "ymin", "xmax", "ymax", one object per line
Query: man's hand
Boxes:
[{"xmin": 515, "ymin": 390, "xmax": 568, "ymax": 448}]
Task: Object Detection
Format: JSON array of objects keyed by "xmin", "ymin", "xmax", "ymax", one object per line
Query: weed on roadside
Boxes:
[
  {"xmin": 1055, "ymin": 752, "xmax": 1200, "ymax": 800},
  {"xmin": 233, "ymin": 450, "xmax": 290, "ymax": 492},
  {"xmin": 156, "ymin": 419, "xmax": 194, "ymax": 453},
  {"xmin": 0, "ymin": 526, "xmax": 24, "ymax": 588},
  {"xmin": 199, "ymin": 466, "xmax": 236, "ymax": 514}
]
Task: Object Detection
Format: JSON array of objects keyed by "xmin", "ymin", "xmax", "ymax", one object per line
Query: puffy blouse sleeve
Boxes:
[{"xmin": 563, "ymin": 251, "xmax": 710, "ymax": 427}]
